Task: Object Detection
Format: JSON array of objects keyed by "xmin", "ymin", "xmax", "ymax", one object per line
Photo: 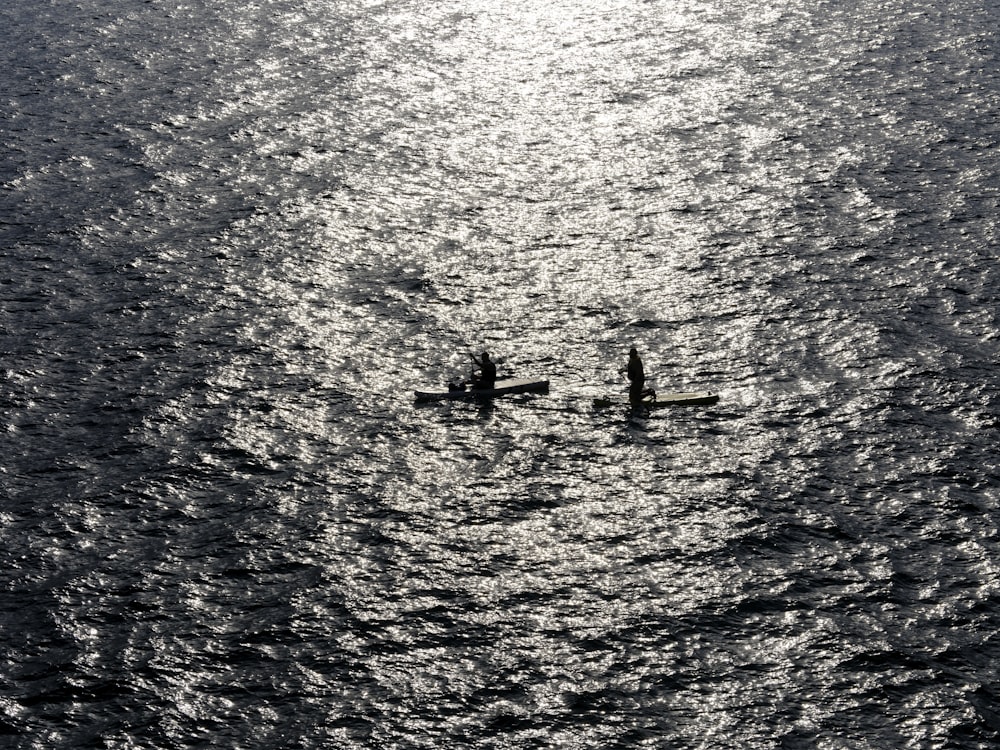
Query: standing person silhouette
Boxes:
[{"xmin": 626, "ymin": 347, "xmax": 646, "ymax": 406}]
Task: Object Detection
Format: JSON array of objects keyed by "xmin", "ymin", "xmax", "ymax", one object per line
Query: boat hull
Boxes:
[
  {"xmin": 593, "ymin": 391, "xmax": 719, "ymax": 409},
  {"xmin": 415, "ymin": 378, "xmax": 550, "ymax": 403}
]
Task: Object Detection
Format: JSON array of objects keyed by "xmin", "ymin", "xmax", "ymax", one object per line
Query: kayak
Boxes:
[
  {"xmin": 414, "ymin": 378, "xmax": 550, "ymax": 403},
  {"xmin": 593, "ymin": 391, "xmax": 719, "ymax": 409}
]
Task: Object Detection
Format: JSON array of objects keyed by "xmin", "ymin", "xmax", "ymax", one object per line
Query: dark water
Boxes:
[{"xmin": 2, "ymin": 0, "xmax": 1000, "ymax": 747}]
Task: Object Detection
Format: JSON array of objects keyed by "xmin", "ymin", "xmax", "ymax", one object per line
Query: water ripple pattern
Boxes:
[{"xmin": 2, "ymin": 0, "xmax": 999, "ymax": 747}]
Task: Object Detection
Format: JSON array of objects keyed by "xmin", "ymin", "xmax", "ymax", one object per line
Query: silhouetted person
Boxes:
[
  {"xmin": 470, "ymin": 351, "xmax": 496, "ymax": 389},
  {"xmin": 626, "ymin": 347, "xmax": 645, "ymax": 405}
]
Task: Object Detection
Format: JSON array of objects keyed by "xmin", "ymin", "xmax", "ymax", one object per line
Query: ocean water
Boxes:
[{"xmin": 2, "ymin": 0, "xmax": 1000, "ymax": 747}]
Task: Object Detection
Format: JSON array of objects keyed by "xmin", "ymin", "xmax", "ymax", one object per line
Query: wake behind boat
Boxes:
[{"xmin": 414, "ymin": 377, "xmax": 550, "ymax": 403}]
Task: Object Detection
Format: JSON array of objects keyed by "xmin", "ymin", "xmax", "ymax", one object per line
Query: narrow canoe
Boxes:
[{"xmin": 414, "ymin": 378, "xmax": 550, "ymax": 403}]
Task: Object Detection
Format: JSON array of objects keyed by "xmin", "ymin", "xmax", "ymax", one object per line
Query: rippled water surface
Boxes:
[{"xmin": 3, "ymin": 0, "xmax": 1000, "ymax": 747}]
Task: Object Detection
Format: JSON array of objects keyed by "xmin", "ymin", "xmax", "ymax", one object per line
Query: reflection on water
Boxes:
[{"xmin": 2, "ymin": 0, "xmax": 1000, "ymax": 746}]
